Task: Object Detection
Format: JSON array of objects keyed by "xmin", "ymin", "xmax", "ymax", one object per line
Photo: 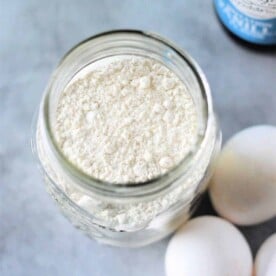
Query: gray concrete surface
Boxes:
[{"xmin": 0, "ymin": 1, "xmax": 275, "ymax": 275}]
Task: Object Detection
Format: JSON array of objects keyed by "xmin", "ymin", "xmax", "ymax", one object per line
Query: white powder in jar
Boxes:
[
  {"xmin": 54, "ymin": 56, "xmax": 198, "ymax": 183},
  {"xmin": 35, "ymin": 55, "xmax": 218, "ymax": 233}
]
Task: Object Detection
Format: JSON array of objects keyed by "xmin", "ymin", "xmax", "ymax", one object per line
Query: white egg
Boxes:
[
  {"xmin": 165, "ymin": 216, "xmax": 252, "ymax": 276},
  {"xmin": 255, "ymin": 233, "xmax": 276, "ymax": 276},
  {"xmin": 210, "ymin": 125, "xmax": 276, "ymax": 226},
  {"xmin": 266, "ymin": 256, "xmax": 276, "ymax": 276}
]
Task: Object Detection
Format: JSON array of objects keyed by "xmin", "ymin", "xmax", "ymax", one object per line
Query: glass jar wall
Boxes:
[{"xmin": 33, "ymin": 30, "xmax": 221, "ymax": 247}]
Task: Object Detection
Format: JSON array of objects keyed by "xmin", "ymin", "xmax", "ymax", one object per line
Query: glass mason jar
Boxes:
[{"xmin": 32, "ymin": 30, "xmax": 221, "ymax": 247}]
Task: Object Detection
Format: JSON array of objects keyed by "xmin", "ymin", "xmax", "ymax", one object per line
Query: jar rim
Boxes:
[{"xmin": 41, "ymin": 29, "xmax": 215, "ymax": 198}]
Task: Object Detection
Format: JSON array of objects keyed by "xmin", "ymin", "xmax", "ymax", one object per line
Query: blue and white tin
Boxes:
[{"xmin": 214, "ymin": 0, "xmax": 276, "ymax": 45}]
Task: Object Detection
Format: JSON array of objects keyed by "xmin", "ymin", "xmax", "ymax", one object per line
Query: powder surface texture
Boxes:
[{"xmin": 55, "ymin": 56, "xmax": 198, "ymax": 183}]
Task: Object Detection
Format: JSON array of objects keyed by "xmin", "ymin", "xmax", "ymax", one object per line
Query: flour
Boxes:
[
  {"xmin": 54, "ymin": 56, "xmax": 198, "ymax": 184},
  {"xmin": 36, "ymin": 55, "xmax": 218, "ymax": 233}
]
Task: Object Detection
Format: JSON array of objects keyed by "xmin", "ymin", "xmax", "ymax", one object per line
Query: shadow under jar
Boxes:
[{"xmin": 33, "ymin": 30, "xmax": 221, "ymax": 247}]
